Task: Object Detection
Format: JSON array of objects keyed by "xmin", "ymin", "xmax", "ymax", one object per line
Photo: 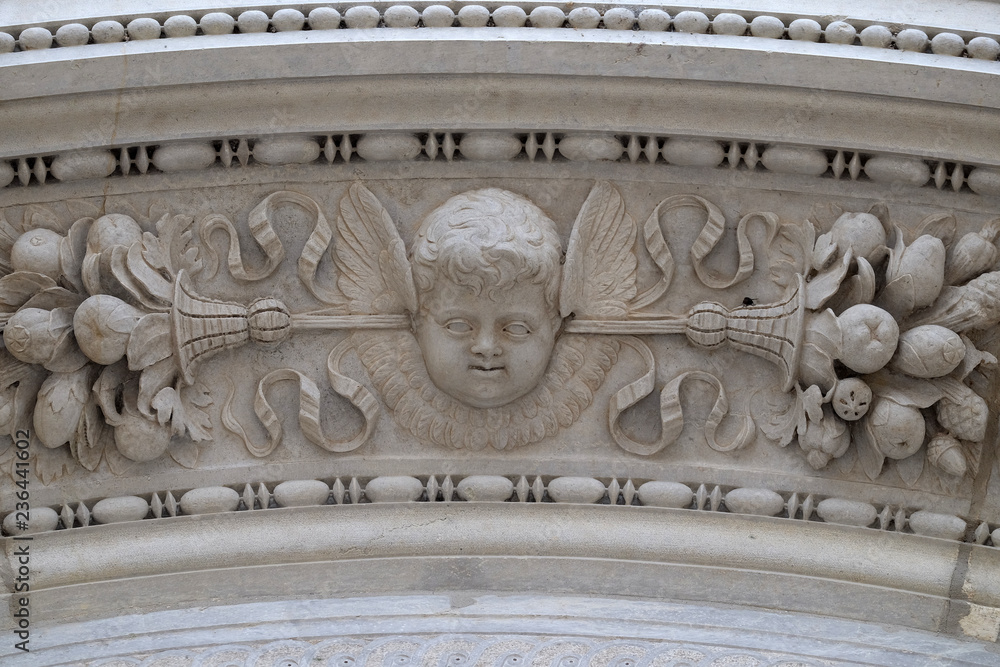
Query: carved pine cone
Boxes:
[
  {"xmin": 248, "ymin": 298, "xmax": 291, "ymax": 344},
  {"xmin": 937, "ymin": 393, "xmax": 988, "ymax": 442}
]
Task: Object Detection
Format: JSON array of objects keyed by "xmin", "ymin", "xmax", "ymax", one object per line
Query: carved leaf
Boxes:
[
  {"xmin": 103, "ymin": 440, "xmax": 134, "ymax": 476},
  {"xmin": 769, "ymin": 222, "xmax": 816, "ymax": 288},
  {"xmin": 24, "ymin": 205, "xmax": 60, "ymax": 232},
  {"xmin": 0, "ymin": 271, "xmax": 58, "ymax": 311},
  {"xmin": 868, "ymin": 371, "xmax": 944, "ymax": 408},
  {"xmin": 110, "ymin": 246, "xmax": 170, "ymax": 312},
  {"xmin": 335, "ymin": 183, "xmax": 417, "ymax": 314},
  {"xmin": 894, "ymin": 447, "xmax": 925, "ymax": 488},
  {"xmin": 138, "ymin": 357, "xmax": 178, "ymax": 420},
  {"xmin": 754, "ymin": 388, "xmax": 800, "ymax": 447},
  {"xmin": 21, "ymin": 286, "xmax": 86, "ymax": 312},
  {"xmin": 917, "ymin": 213, "xmax": 956, "ymax": 246},
  {"xmin": 853, "ymin": 419, "xmax": 885, "ymax": 481},
  {"xmin": 126, "ymin": 313, "xmax": 172, "ymax": 371},
  {"xmin": 805, "ymin": 250, "xmax": 852, "ymax": 310},
  {"xmin": 560, "ymin": 181, "xmax": 637, "ymax": 318},
  {"xmin": 169, "ymin": 440, "xmax": 200, "ymax": 468},
  {"xmin": 828, "ymin": 256, "xmax": 876, "ymax": 314},
  {"xmin": 59, "ymin": 217, "xmax": 93, "ymax": 293},
  {"xmin": 127, "ymin": 241, "xmax": 174, "ymax": 303},
  {"xmin": 1, "ymin": 348, "xmax": 36, "ymax": 393},
  {"xmin": 33, "ymin": 444, "xmax": 75, "ymax": 485},
  {"xmin": 74, "ymin": 399, "xmax": 108, "ymax": 472},
  {"xmin": 0, "ymin": 210, "xmax": 21, "ymax": 275}
]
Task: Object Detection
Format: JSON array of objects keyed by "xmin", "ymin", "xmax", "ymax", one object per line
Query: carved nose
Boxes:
[{"xmin": 470, "ymin": 331, "xmax": 502, "ymax": 357}]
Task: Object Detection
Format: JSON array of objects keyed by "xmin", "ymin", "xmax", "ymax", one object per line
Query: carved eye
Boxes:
[
  {"xmin": 504, "ymin": 323, "xmax": 531, "ymax": 336},
  {"xmin": 445, "ymin": 320, "xmax": 472, "ymax": 333}
]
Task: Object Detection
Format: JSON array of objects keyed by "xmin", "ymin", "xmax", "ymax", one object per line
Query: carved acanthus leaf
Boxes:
[
  {"xmin": 335, "ymin": 183, "xmax": 417, "ymax": 315},
  {"xmin": 560, "ymin": 181, "xmax": 637, "ymax": 319}
]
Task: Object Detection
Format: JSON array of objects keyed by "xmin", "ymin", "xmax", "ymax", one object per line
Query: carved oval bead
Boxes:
[
  {"xmin": 273, "ymin": 480, "xmax": 330, "ymax": 507},
  {"xmin": 662, "ymin": 138, "xmax": 724, "ymax": 167},
  {"xmin": 712, "ymin": 14, "xmax": 747, "ymax": 36},
  {"xmin": 248, "ymin": 298, "xmax": 291, "ymax": 344},
  {"xmin": 864, "ymin": 156, "xmax": 930, "ymax": 186},
  {"xmin": 180, "ymin": 487, "xmax": 241, "ymax": 515},
  {"xmin": 50, "ymin": 150, "xmax": 117, "ymax": 181},
  {"xmin": 152, "ymin": 142, "xmax": 217, "ymax": 173},
  {"xmin": 637, "ymin": 481, "xmax": 693, "ymax": 508},
  {"xmin": 908, "ymin": 511, "xmax": 967, "ymax": 541},
  {"xmin": 968, "ymin": 168, "xmax": 1000, "ymax": 196},
  {"xmin": 529, "ymin": 7, "xmax": 565, "ymax": 29},
  {"xmin": 724, "ymin": 488, "xmax": 785, "ymax": 516},
  {"xmin": 686, "ymin": 302, "xmax": 728, "ymax": 348},
  {"xmin": 92, "ymin": 496, "xmax": 150, "ymax": 524},
  {"xmin": 459, "ymin": 132, "xmax": 523, "ymax": 161},
  {"xmin": 365, "ymin": 476, "xmax": 424, "ymax": 503},
  {"xmin": 816, "ymin": 498, "xmax": 877, "ymax": 527},
  {"xmin": 421, "ymin": 6, "xmax": 455, "ymax": 27},
  {"xmin": 493, "ymin": 6, "xmax": 527, "ymax": 28},
  {"xmin": 344, "ymin": 6, "xmax": 381, "ymax": 29},
  {"xmin": 0, "ymin": 160, "xmax": 14, "ymax": 188},
  {"xmin": 889, "ymin": 325, "xmax": 965, "ymax": 378},
  {"xmin": 547, "ymin": 477, "xmax": 606, "ymax": 504},
  {"xmin": 3, "ymin": 506, "xmax": 59, "ymax": 535},
  {"xmin": 457, "ymin": 475, "xmax": 515, "ymax": 502},
  {"xmin": 558, "ymin": 134, "xmax": 623, "ymax": 161},
  {"xmin": 309, "ymin": 8, "xmax": 342, "ymax": 30},
  {"xmin": 356, "ymin": 134, "xmax": 423, "ymax": 161},
  {"xmin": 253, "ymin": 136, "xmax": 320, "ymax": 165},
  {"xmin": 761, "ymin": 146, "xmax": 828, "ymax": 176}
]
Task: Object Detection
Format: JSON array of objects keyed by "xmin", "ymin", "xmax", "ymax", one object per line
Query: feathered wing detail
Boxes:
[
  {"xmin": 560, "ymin": 181, "xmax": 638, "ymax": 319},
  {"xmin": 335, "ymin": 183, "xmax": 417, "ymax": 315}
]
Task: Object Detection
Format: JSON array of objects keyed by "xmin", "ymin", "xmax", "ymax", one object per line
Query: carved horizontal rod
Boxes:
[
  {"xmin": 564, "ymin": 318, "xmax": 688, "ymax": 335},
  {"xmin": 290, "ymin": 314, "xmax": 410, "ymax": 330}
]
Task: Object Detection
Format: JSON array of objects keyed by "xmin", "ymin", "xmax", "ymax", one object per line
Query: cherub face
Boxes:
[{"xmin": 415, "ymin": 279, "xmax": 559, "ymax": 409}]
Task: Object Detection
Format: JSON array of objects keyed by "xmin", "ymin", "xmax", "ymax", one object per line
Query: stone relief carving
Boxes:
[{"xmin": 1, "ymin": 183, "xmax": 999, "ymax": 490}]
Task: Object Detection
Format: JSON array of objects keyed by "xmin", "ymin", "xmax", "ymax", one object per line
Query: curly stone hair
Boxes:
[{"xmin": 410, "ymin": 188, "xmax": 562, "ymax": 312}]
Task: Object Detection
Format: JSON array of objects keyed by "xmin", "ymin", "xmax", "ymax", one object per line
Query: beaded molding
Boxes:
[
  {"xmin": 2, "ymin": 4, "xmax": 999, "ymax": 62},
  {"xmin": 2, "ymin": 131, "xmax": 999, "ymax": 197},
  {"xmin": 2, "ymin": 473, "xmax": 991, "ymax": 545}
]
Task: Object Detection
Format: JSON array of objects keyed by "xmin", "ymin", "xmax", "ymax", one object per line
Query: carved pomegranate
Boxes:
[
  {"xmin": 837, "ymin": 304, "xmax": 899, "ymax": 374},
  {"xmin": 831, "ymin": 378, "xmax": 871, "ymax": 421},
  {"xmin": 73, "ymin": 295, "xmax": 144, "ymax": 365},
  {"xmin": 114, "ymin": 411, "xmax": 172, "ymax": 462},
  {"xmin": 867, "ymin": 397, "xmax": 925, "ymax": 459},
  {"xmin": 10, "ymin": 228, "xmax": 64, "ymax": 279}
]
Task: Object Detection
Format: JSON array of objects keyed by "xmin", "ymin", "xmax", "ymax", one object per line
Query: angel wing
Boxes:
[
  {"xmin": 334, "ymin": 183, "xmax": 417, "ymax": 315},
  {"xmin": 560, "ymin": 181, "xmax": 638, "ymax": 319}
]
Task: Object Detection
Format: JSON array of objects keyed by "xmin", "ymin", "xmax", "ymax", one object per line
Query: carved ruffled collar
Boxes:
[{"xmin": 354, "ymin": 331, "xmax": 620, "ymax": 450}]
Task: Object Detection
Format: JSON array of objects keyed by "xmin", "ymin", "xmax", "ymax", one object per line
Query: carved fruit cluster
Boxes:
[
  {"xmin": 1, "ymin": 207, "xmax": 212, "ymax": 472},
  {"xmin": 766, "ymin": 209, "xmax": 1000, "ymax": 481}
]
